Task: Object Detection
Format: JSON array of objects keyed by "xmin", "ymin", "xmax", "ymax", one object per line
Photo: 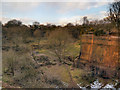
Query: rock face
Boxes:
[
  {"xmin": 76, "ymin": 34, "xmax": 119, "ymax": 78},
  {"xmin": 80, "ymin": 34, "xmax": 118, "ymax": 68}
]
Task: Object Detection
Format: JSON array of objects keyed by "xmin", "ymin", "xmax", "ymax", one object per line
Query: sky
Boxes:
[{"xmin": 0, "ymin": 0, "xmax": 115, "ymax": 25}]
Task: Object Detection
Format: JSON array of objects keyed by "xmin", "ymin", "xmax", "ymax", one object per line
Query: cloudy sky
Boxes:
[{"xmin": 1, "ymin": 0, "xmax": 114, "ymax": 25}]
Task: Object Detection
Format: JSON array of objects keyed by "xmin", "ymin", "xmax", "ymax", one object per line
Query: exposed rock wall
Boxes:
[{"xmin": 80, "ymin": 34, "xmax": 119, "ymax": 68}]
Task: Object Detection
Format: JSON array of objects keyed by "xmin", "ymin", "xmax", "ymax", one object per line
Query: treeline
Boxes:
[{"xmin": 2, "ymin": 17, "xmax": 118, "ymax": 42}]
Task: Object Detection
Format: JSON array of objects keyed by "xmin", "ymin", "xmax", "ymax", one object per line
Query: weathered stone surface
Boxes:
[
  {"xmin": 80, "ymin": 34, "xmax": 119, "ymax": 68},
  {"xmin": 74, "ymin": 34, "xmax": 119, "ymax": 78}
]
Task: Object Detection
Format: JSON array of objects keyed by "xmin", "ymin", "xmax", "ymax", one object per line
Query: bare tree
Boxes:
[
  {"xmin": 109, "ymin": 1, "xmax": 120, "ymax": 30},
  {"xmin": 47, "ymin": 29, "xmax": 79, "ymax": 88},
  {"xmin": 108, "ymin": 1, "xmax": 120, "ymax": 87},
  {"xmin": 83, "ymin": 16, "xmax": 89, "ymax": 25},
  {"xmin": 47, "ymin": 28, "xmax": 73, "ymax": 62}
]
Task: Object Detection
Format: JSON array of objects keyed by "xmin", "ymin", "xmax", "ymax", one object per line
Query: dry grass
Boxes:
[{"xmin": 41, "ymin": 64, "xmax": 70, "ymax": 83}]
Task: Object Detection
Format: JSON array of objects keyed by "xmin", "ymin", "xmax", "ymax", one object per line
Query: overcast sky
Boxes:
[{"xmin": 1, "ymin": 0, "xmax": 114, "ymax": 25}]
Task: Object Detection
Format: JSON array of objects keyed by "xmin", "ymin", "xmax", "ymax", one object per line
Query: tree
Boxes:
[
  {"xmin": 83, "ymin": 16, "xmax": 89, "ymax": 25},
  {"xmin": 5, "ymin": 19, "xmax": 22, "ymax": 27},
  {"xmin": 47, "ymin": 28, "xmax": 73, "ymax": 62},
  {"xmin": 108, "ymin": 1, "xmax": 120, "ymax": 30},
  {"xmin": 47, "ymin": 29, "xmax": 78, "ymax": 87},
  {"xmin": 66, "ymin": 23, "xmax": 74, "ymax": 27},
  {"xmin": 33, "ymin": 21, "xmax": 40, "ymax": 30},
  {"xmin": 30, "ymin": 21, "xmax": 40, "ymax": 37},
  {"xmin": 46, "ymin": 23, "xmax": 52, "ymax": 27},
  {"xmin": 33, "ymin": 21, "xmax": 40, "ymax": 26},
  {"xmin": 108, "ymin": 1, "xmax": 120, "ymax": 87}
]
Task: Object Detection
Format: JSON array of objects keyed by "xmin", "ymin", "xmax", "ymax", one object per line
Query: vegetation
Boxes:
[
  {"xmin": 47, "ymin": 29, "xmax": 73, "ymax": 62},
  {"xmin": 108, "ymin": 0, "xmax": 120, "ymax": 31},
  {"xmin": 1, "ymin": 1, "xmax": 120, "ymax": 88}
]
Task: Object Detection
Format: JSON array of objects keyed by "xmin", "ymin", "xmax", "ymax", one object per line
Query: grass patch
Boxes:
[
  {"xmin": 42, "ymin": 65, "xmax": 70, "ymax": 83},
  {"xmin": 70, "ymin": 68, "xmax": 86, "ymax": 83},
  {"xmin": 66, "ymin": 42, "xmax": 80, "ymax": 57}
]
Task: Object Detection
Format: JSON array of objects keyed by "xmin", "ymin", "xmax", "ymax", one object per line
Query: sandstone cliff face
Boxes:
[{"xmin": 80, "ymin": 34, "xmax": 119, "ymax": 68}]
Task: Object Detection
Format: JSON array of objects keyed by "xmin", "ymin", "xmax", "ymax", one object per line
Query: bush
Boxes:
[
  {"xmin": 47, "ymin": 77, "xmax": 62, "ymax": 86},
  {"xmin": 35, "ymin": 55, "xmax": 49, "ymax": 63},
  {"xmin": 2, "ymin": 48, "xmax": 42, "ymax": 88},
  {"xmin": 94, "ymin": 29, "xmax": 106, "ymax": 36},
  {"xmin": 2, "ymin": 46, "xmax": 10, "ymax": 51}
]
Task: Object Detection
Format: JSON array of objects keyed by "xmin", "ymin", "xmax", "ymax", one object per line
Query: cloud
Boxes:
[
  {"xmin": 1, "ymin": 1, "xmax": 113, "ymax": 25},
  {"xmin": 2, "ymin": 2, "xmax": 41, "ymax": 13},
  {"xmin": 1, "ymin": 0, "xmax": 114, "ymax": 15},
  {"xmin": 1, "ymin": 1, "xmax": 112, "ymax": 14},
  {"xmin": 55, "ymin": 1, "xmax": 111, "ymax": 13},
  {"xmin": 1, "ymin": 10, "xmax": 107, "ymax": 25},
  {"xmin": 1, "ymin": 1, "xmax": 112, "ymax": 16},
  {"xmin": 58, "ymin": 16, "xmax": 83, "ymax": 25},
  {"xmin": 1, "ymin": 17, "xmax": 36, "ymax": 25},
  {"xmin": 58, "ymin": 10, "xmax": 107, "ymax": 25},
  {"xmin": 1, "ymin": 0, "xmax": 114, "ymax": 2},
  {"xmin": 87, "ymin": 11, "xmax": 107, "ymax": 20}
]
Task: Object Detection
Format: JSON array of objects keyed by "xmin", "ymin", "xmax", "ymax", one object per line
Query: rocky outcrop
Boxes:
[
  {"xmin": 74, "ymin": 34, "xmax": 119, "ymax": 78},
  {"xmin": 80, "ymin": 34, "xmax": 119, "ymax": 68}
]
